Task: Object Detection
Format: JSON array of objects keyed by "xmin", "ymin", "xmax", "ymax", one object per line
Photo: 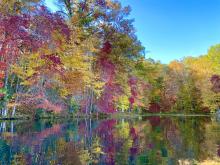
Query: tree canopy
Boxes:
[{"xmin": 0, "ymin": 0, "xmax": 220, "ymax": 118}]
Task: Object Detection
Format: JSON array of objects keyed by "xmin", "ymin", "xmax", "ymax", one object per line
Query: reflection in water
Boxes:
[{"xmin": 0, "ymin": 117, "xmax": 220, "ymax": 165}]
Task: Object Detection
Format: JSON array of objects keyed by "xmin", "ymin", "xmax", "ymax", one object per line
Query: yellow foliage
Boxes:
[
  {"xmin": 117, "ymin": 95, "xmax": 130, "ymax": 111},
  {"xmin": 117, "ymin": 121, "xmax": 130, "ymax": 139}
]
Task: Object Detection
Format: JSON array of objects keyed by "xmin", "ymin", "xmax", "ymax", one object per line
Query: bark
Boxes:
[
  {"xmin": 89, "ymin": 89, "xmax": 94, "ymax": 115},
  {"xmin": 12, "ymin": 79, "xmax": 19, "ymax": 117},
  {"xmin": 85, "ymin": 88, "xmax": 88, "ymax": 115},
  {"xmin": 0, "ymin": 122, "xmax": 6, "ymax": 132},
  {"xmin": 1, "ymin": 68, "xmax": 9, "ymax": 117},
  {"xmin": 10, "ymin": 121, "xmax": 14, "ymax": 133}
]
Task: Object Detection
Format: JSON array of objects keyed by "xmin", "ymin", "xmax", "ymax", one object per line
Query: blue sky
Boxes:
[{"xmin": 45, "ymin": 0, "xmax": 220, "ymax": 63}]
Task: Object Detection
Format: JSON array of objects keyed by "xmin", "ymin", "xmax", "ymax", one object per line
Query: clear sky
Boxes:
[{"xmin": 45, "ymin": 0, "xmax": 220, "ymax": 63}]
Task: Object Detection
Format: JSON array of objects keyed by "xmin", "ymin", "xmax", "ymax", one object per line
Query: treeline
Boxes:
[{"xmin": 0, "ymin": 0, "xmax": 219, "ymax": 117}]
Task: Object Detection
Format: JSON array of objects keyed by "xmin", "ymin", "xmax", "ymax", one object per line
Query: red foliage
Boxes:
[
  {"xmin": 0, "ymin": 62, "xmax": 7, "ymax": 70},
  {"xmin": 33, "ymin": 6, "xmax": 70, "ymax": 42},
  {"xmin": 130, "ymin": 127, "xmax": 138, "ymax": 140},
  {"xmin": 19, "ymin": 88, "xmax": 66, "ymax": 113},
  {"xmin": 36, "ymin": 99, "xmax": 63, "ymax": 113},
  {"xmin": 99, "ymin": 57, "xmax": 115, "ymax": 82},
  {"xmin": 131, "ymin": 88, "xmax": 137, "ymax": 97},
  {"xmin": 149, "ymin": 103, "xmax": 161, "ymax": 113},
  {"xmin": 96, "ymin": 41, "xmax": 120, "ymax": 113},
  {"xmin": 101, "ymin": 41, "xmax": 112, "ymax": 54},
  {"xmin": 218, "ymin": 145, "xmax": 220, "ymax": 157},
  {"xmin": 0, "ymin": 5, "xmax": 70, "ymax": 68},
  {"xmin": 128, "ymin": 76, "xmax": 138, "ymax": 86},
  {"xmin": 0, "ymin": 14, "xmax": 33, "ymax": 63},
  {"xmin": 41, "ymin": 54, "xmax": 62, "ymax": 65},
  {"xmin": 129, "ymin": 97, "xmax": 135, "ymax": 104},
  {"xmin": 40, "ymin": 54, "xmax": 64, "ymax": 75},
  {"xmin": 211, "ymin": 75, "xmax": 220, "ymax": 93},
  {"xmin": 211, "ymin": 75, "xmax": 220, "ymax": 83},
  {"xmin": 0, "ymin": 81, "xmax": 4, "ymax": 88},
  {"xmin": 97, "ymin": 83, "xmax": 122, "ymax": 113},
  {"xmin": 128, "ymin": 76, "xmax": 138, "ymax": 109}
]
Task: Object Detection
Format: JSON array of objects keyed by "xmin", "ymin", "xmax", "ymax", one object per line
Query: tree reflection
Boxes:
[{"xmin": 0, "ymin": 117, "xmax": 219, "ymax": 164}]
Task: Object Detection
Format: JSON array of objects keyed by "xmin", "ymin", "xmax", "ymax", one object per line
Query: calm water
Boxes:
[{"xmin": 0, "ymin": 116, "xmax": 220, "ymax": 165}]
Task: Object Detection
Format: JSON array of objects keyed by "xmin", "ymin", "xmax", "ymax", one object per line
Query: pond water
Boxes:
[{"xmin": 0, "ymin": 116, "xmax": 220, "ymax": 165}]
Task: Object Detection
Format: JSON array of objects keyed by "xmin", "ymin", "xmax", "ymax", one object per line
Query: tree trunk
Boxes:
[
  {"xmin": 2, "ymin": 102, "xmax": 8, "ymax": 117},
  {"xmin": 2, "ymin": 69, "xmax": 9, "ymax": 117},
  {"xmin": 0, "ymin": 122, "xmax": 6, "ymax": 132},
  {"xmin": 85, "ymin": 88, "xmax": 88, "ymax": 115},
  {"xmin": 12, "ymin": 79, "xmax": 19, "ymax": 117},
  {"xmin": 89, "ymin": 89, "xmax": 94, "ymax": 115},
  {"xmin": 10, "ymin": 121, "xmax": 14, "ymax": 133}
]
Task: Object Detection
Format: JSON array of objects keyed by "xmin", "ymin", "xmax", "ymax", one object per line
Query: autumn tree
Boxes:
[
  {"xmin": 55, "ymin": 0, "xmax": 144, "ymax": 113},
  {"xmin": 1, "ymin": 4, "xmax": 70, "ymax": 116}
]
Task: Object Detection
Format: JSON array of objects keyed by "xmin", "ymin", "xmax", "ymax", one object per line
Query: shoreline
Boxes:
[{"xmin": 0, "ymin": 112, "xmax": 213, "ymax": 121}]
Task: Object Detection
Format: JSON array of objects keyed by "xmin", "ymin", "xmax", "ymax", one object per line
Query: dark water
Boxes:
[{"xmin": 0, "ymin": 116, "xmax": 220, "ymax": 165}]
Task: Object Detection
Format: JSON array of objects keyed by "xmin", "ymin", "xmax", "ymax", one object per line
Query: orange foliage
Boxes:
[
  {"xmin": 168, "ymin": 60, "xmax": 184, "ymax": 72},
  {"xmin": 0, "ymin": 72, "xmax": 5, "ymax": 79}
]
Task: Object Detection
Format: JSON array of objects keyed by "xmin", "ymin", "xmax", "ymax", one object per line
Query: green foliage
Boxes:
[
  {"xmin": 68, "ymin": 97, "xmax": 80, "ymax": 113},
  {"xmin": 174, "ymin": 78, "xmax": 203, "ymax": 113}
]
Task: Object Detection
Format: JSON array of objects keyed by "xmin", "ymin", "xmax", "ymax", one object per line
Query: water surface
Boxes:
[{"xmin": 0, "ymin": 116, "xmax": 220, "ymax": 165}]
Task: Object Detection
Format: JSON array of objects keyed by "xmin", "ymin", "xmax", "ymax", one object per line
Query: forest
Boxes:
[{"xmin": 0, "ymin": 0, "xmax": 220, "ymax": 119}]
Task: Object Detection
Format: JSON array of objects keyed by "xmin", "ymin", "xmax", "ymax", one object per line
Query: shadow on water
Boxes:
[{"xmin": 0, "ymin": 116, "xmax": 220, "ymax": 165}]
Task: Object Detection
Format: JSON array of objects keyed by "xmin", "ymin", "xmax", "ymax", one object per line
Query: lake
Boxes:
[{"xmin": 0, "ymin": 116, "xmax": 220, "ymax": 165}]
